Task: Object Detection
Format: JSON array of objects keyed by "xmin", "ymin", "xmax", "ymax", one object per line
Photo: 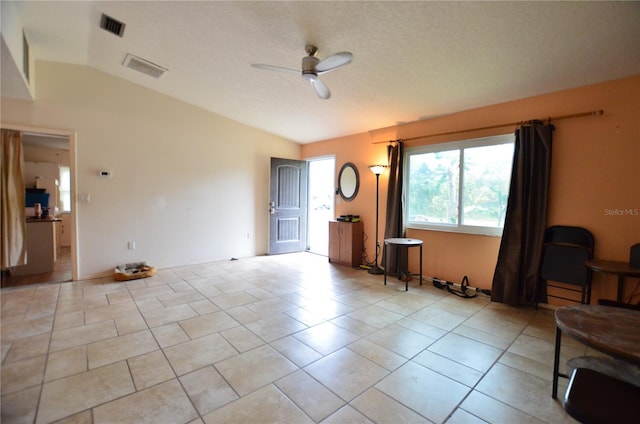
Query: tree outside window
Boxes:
[{"xmin": 406, "ymin": 134, "xmax": 513, "ymax": 236}]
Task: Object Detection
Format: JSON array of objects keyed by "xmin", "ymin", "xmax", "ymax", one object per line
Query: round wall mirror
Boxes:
[{"xmin": 338, "ymin": 162, "xmax": 359, "ymax": 201}]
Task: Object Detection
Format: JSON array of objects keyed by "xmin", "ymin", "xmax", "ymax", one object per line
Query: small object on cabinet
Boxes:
[{"xmin": 336, "ymin": 214, "xmax": 359, "ymax": 222}]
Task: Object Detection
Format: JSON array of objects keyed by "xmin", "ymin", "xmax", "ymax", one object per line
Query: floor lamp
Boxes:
[{"xmin": 368, "ymin": 165, "xmax": 387, "ymax": 275}]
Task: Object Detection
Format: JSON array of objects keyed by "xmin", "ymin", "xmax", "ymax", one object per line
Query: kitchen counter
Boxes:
[
  {"xmin": 11, "ymin": 218, "xmax": 61, "ymax": 276},
  {"xmin": 26, "ymin": 217, "xmax": 62, "ymax": 223}
]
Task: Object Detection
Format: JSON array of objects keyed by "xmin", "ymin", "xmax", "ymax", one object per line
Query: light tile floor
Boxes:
[{"xmin": 1, "ymin": 252, "xmax": 586, "ymax": 423}]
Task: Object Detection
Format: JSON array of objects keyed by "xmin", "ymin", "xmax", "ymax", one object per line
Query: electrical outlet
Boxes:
[{"xmin": 127, "ymin": 241, "xmax": 136, "ymax": 250}]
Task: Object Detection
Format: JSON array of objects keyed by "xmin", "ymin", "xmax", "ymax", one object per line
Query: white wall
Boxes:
[
  {"xmin": 0, "ymin": 0, "xmax": 35, "ymax": 100},
  {"xmin": 2, "ymin": 61, "xmax": 300, "ymax": 279}
]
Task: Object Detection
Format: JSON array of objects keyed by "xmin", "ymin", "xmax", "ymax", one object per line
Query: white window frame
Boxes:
[{"xmin": 404, "ymin": 133, "xmax": 514, "ymax": 237}]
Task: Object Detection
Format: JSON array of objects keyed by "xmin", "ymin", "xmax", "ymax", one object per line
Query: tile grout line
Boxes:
[
  {"xmin": 2, "ymin": 254, "xmax": 568, "ymax": 423},
  {"xmin": 445, "ymin": 305, "xmax": 552, "ymax": 423}
]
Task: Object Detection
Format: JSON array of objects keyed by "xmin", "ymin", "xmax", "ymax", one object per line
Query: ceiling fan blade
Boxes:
[
  {"xmin": 315, "ymin": 52, "xmax": 353, "ymax": 73},
  {"xmin": 311, "ymin": 78, "xmax": 330, "ymax": 99},
  {"xmin": 251, "ymin": 64, "xmax": 299, "ymax": 75}
]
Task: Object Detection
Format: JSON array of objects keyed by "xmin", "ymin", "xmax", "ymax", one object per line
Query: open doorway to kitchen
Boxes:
[
  {"xmin": 1, "ymin": 125, "xmax": 77, "ymax": 288},
  {"xmin": 307, "ymin": 156, "xmax": 335, "ymax": 256}
]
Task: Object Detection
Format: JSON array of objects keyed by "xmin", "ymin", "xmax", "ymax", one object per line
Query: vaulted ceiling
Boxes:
[{"xmin": 3, "ymin": 1, "xmax": 639, "ymax": 143}]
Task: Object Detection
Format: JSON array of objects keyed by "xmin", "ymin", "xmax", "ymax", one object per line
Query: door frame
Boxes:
[{"xmin": 2, "ymin": 122, "xmax": 78, "ymax": 282}]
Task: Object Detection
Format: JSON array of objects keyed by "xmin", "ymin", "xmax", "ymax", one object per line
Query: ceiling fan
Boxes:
[{"xmin": 252, "ymin": 45, "xmax": 353, "ymax": 99}]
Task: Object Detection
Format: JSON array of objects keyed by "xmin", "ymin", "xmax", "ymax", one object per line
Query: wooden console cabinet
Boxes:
[{"xmin": 328, "ymin": 221, "xmax": 363, "ymax": 268}]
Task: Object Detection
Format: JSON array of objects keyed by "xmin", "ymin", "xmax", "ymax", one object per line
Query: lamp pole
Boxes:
[{"xmin": 368, "ymin": 165, "xmax": 386, "ymax": 275}]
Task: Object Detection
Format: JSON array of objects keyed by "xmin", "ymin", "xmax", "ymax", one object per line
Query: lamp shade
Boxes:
[{"xmin": 369, "ymin": 165, "xmax": 387, "ymax": 175}]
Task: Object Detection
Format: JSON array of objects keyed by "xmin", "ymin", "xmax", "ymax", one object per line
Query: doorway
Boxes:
[
  {"xmin": 1, "ymin": 125, "xmax": 76, "ymax": 287},
  {"xmin": 307, "ymin": 157, "xmax": 335, "ymax": 256},
  {"xmin": 267, "ymin": 156, "xmax": 335, "ymax": 257}
]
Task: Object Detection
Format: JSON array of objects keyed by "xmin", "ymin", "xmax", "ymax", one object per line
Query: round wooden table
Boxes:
[
  {"xmin": 552, "ymin": 305, "xmax": 640, "ymax": 399},
  {"xmin": 383, "ymin": 238, "xmax": 423, "ymax": 291},
  {"xmin": 585, "ymin": 259, "xmax": 640, "ymax": 302}
]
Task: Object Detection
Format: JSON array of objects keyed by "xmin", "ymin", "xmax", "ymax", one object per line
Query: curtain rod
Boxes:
[{"xmin": 372, "ymin": 109, "xmax": 604, "ymax": 144}]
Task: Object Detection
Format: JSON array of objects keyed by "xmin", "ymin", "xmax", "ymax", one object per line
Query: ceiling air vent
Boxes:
[
  {"xmin": 100, "ymin": 13, "xmax": 125, "ymax": 37},
  {"xmin": 122, "ymin": 54, "xmax": 169, "ymax": 79}
]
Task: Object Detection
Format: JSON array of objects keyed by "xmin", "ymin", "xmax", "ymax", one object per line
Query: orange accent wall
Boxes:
[{"xmin": 302, "ymin": 76, "xmax": 640, "ymax": 304}]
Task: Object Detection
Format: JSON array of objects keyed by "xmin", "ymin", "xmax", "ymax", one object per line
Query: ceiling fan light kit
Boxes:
[{"xmin": 252, "ymin": 44, "xmax": 353, "ymax": 99}]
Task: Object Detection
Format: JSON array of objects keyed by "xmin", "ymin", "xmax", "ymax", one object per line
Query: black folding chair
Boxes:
[{"xmin": 539, "ymin": 225, "xmax": 594, "ymax": 304}]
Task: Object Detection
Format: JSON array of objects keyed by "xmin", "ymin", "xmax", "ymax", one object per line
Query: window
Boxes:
[
  {"xmin": 59, "ymin": 166, "xmax": 71, "ymax": 212},
  {"xmin": 405, "ymin": 134, "xmax": 514, "ymax": 236}
]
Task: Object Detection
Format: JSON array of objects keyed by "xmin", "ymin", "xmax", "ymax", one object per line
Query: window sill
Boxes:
[{"xmin": 406, "ymin": 223, "xmax": 504, "ymax": 237}]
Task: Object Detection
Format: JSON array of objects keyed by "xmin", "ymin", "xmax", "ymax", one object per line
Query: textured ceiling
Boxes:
[{"xmin": 4, "ymin": 1, "xmax": 640, "ymax": 144}]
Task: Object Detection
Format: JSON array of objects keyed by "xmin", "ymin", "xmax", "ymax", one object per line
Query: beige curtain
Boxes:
[{"xmin": 1, "ymin": 129, "xmax": 27, "ymax": 269}]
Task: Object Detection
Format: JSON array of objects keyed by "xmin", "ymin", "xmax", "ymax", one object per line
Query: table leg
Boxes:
[
  {"xmin": 405, "ymin": 258, "xmax": 408, "ymax": 292},
  {"xmin": 617, "ymin": 275, "xmax": 624, "ymax": 302},
  {"xmin": 419, "ymin": 244, "xmax": 423, "ymax": 287},
  {"xmin": 404, "ymin": 247, "xmax": 408, "ymax": 291},
  {"xmin": 384, "ymin": 244, "xmax": 388, "ymax": 286},
  {"xmin": 552, "ymin": 326, "xmax": 562, "ymax": 399}
]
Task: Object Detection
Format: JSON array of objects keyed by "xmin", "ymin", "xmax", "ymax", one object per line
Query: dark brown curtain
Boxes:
[
  {"xmin": 382, "ymin": 142, "xmax": 406, "ymax": 274},
  {"xmin": 491, "ymin": 121, "xmax": 554, "ymax": 305}
]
